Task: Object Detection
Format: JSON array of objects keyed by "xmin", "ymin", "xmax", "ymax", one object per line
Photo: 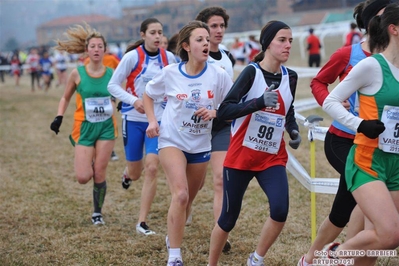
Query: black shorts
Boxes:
[{"xmin": 211, "ymin": 126, "xmax": 231, "ymax": 152}]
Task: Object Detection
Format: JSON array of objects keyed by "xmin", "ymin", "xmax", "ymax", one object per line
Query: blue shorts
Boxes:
[
  {"xmin": 122, "ymin": 119, "xmax": 158, "ymax": 162},
  {"xmin": 182, "ymin": 151, "xmax": 211, "ymax": 164}
]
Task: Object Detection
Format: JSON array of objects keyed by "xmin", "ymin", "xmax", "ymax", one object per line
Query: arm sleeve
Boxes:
[
  {"xmin": 311, "ymin": 46, "xmax": 351, "ymax": 106},
  {"xmin": 322, "ymin": 57, "xmax": 380, "ymax": 132},
  {"xmin": 285, "ymin": 69, "xmax": 299, "ymax": 134},
  {"xmin": 217, "ymin": 65, "xmax": 265, "ymax": 120},
  {"xmin": 145, "ymin": 68, "xmax": 166, "ymax": 100},
  {"xmin": 216, "ymin": 70, "xmax": 234, "ymax": 105},
  {"xmin": 107, "ymin": 51, "xmax": 138, "ymax": 106}
]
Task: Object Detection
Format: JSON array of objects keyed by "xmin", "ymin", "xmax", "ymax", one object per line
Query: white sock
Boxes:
[
  {"xmin": 253, "ymin": 251, "xmax": 264, "ymax": 264},
  {"xmin": 168, "ymin": 248, "xmax": 181, "ymax": 262}
]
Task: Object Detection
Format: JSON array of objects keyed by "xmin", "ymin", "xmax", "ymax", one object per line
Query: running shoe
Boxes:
[
  {"xmin": 222, "ymin": 239, "xmax": 231, "ymax": 254},
  {"xmin": 122, "ymin": 170, "xmax": 132, "ymax": 189},
  {"xmin": 110, "ymin": 150, "xmax": 119, "ymax": 161},
  {"xmin": 136, "ymin": 222, "xmax": 156, "ymax": 235},
  {"xmin": 247, "ymin": 253, "xmax": 264, "ymax": 266},
  {"xmin": 167, "ymin": 258, "xmax": 183, "ymax": 266},
  {"xmin": 91, "ymin": 214, "xmax": 105, "ymax": 225}
]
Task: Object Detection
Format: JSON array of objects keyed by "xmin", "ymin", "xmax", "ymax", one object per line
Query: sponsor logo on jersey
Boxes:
[
  {"xmin": 191, "ymin": 89, "xmax": 201, "ymax": 102},
  {"xmin": 176, "ymin": 94, "xmax": 188, "ymax": 100}
]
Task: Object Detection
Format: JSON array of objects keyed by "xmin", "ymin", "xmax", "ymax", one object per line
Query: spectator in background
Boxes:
[
  {"xmin": 160, "ymin": 35, "xmax": 169, "ymax": 50},
  {"xmin": 230, "ymin": 36, "xmax": 246, "ymax": 65},
  {"xmin": 167, "ymin": 33, "xmax": 181, "ymax": 63},
  {"xmin": 306, "ymin": 28, "xmax": 321, "ymax": 67},
  {"xmin": 247, "ymin": 35, "xmax": 261, "ymax": 62},
  {"xmin": 0, "ymin": 51, "xmax": 8, "ymax": 83},
  {"xmin": 54, "ymin": 50, "xmax": 69, "ymax": 88},
  {"xmin": 344, "ymin": 22, "xmax": 363, "ymax": 46},
  {"xmin": 10, "ymin": 54, "xmax": 21, "ymax": 88},
  {"xmin": 26, "ymin": 48, "xmax": 41, "ymax": 92},
  {"xmin": 115, "ymin": 42, "xmax": 123, "ymax": 60},
  {"xmin": 39, "ymin": 51, "xmax": 53, "ymax": 92}
]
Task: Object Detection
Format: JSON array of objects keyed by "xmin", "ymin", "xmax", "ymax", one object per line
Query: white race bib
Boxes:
[
  {"xmin": 243, "ymin": 111, "xmax": 285, "ymax": 154},
  {"xmin": 85, "ymin": 96, "xmax": 113, "ymax": 123},
  {"xmin": 178, "ymin": 98, "xmax": 213, "ymax": 135},
  {"xmin": 379, "ymin": 105, "xmax": 399, "ymax": 154}
]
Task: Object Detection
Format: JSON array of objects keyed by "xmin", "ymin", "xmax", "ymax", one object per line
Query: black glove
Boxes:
[
  {"xmin": 289, "ymin": 129, "xmax": 301, "ymax": 149},
  {"xmin": 50, "ymin": 116, "xmax": 63, "ymax": 135},
  {"xmin": 357, "ymin": 119, "xmax": 385, "ymax": 139},
  {"xmin": 117, "ymin": 101, "xmax": 122, "ymax": 112}
]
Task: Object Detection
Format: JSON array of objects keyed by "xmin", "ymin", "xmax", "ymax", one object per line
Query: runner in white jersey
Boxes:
[
  {"xmin": 107, "ymin": 18, "xmax": 176, "ymax": 237},
  {"xmin": 146, "ymin": 58, "xmax": 231, "ymax": 152},
  {"xmin": 143, "ymin": 21, "xmax": 233, "ymax": 266}
]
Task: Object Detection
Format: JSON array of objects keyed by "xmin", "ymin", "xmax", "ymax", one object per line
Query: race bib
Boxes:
[
  {"xmin": 178, "ymin": 98, "xmax": 213, "ymax": 135},
  {"xmin": 379, "ymin": 105, "xmax": 399, "ymax": 154},
  {"xmin": 243, "ymin": 111, "xmax": 285, "ymax": 154},
  {"xmin": 85, "ymin": 96, "xmax": 113, "ymax": 123}
]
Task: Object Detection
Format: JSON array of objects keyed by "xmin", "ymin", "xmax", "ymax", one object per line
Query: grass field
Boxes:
[{"xmin": 1, "ymin": 36, "xmax": 398, "ymax": 265}]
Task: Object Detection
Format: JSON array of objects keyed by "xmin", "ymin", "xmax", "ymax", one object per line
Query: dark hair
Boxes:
[
  {"xmin": 167, "ymin": 33, "xmax": 179, "ymax": 55},
  {"xmin": 309, "ymin": 28, "xmax": 314, "ymax": 34},
  {"xmin": 125, "ymin": 40, "xmax": 143, "ymax": 54},
  {"xmin": 125, "ymin": 18, "xmax": 162, "ymax": 53},
  {"xmin": 350, "ymin": 22, "xmax": 358, "ymax": 30},
  {"xmin": 177, "ymin": 21, "xmax": 210, "ymax": 62},
  {"xmin": 369, "ymin": 3, "xmax": 399, "ymax": 53},
  {"xmin": 353, "ymin": 0, "xmax": 393, "ymax": 32},
  {"xmin": 195, "ymin": 6, "xmax": 229, "ymax": 28}
]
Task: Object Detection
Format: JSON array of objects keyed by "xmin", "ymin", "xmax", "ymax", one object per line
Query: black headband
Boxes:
[
  {"xmin": 260, "ymin": 21, "xmax": 290, "ymax": 51},
  {"xmin": 362, "ymin": 0, "xmax": 392, "ymax": 29}
]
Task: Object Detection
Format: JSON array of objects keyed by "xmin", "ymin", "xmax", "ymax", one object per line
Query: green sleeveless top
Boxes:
[{"xmin": 74, "ymin": 66, "xmax": 113, "ymax": 121}]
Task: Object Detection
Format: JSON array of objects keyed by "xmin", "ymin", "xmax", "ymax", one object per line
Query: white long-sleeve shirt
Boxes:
[{"xmin": 323, "ymin": 54, "xmax": 399, "ymax": 132}]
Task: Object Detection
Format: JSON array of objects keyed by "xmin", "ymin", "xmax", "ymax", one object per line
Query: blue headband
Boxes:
[{"xmin": 261, "ymin": 21, "xmax": 290, "ymax": 51}]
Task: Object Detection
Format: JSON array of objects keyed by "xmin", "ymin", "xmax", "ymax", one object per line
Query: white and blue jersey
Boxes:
[{"xmin": 145, "ymin": 62, "xmax": 233, "ymax": 153}]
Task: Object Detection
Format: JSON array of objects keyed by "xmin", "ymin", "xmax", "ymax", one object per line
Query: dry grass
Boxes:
[{"xmin": 1, "ymin": 36, "xmax": 398, "ymax": 266}]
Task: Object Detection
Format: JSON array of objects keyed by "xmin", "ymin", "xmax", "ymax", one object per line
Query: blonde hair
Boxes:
[{"xmin": 54, "ymin": 22, "xmax": 107, "ymax": 54}]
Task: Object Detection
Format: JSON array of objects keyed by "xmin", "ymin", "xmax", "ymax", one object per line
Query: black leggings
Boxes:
[
  {"xmin": 218, "ymin": 165, "xmax": 289, "ymax": 232},
  {"xmin": 30, "ymin": 71, "xmax": 40, "ymax": 88},
  {"xmin": 324, "ymin": 131, "xmax": 357, "ymax": 228}
]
